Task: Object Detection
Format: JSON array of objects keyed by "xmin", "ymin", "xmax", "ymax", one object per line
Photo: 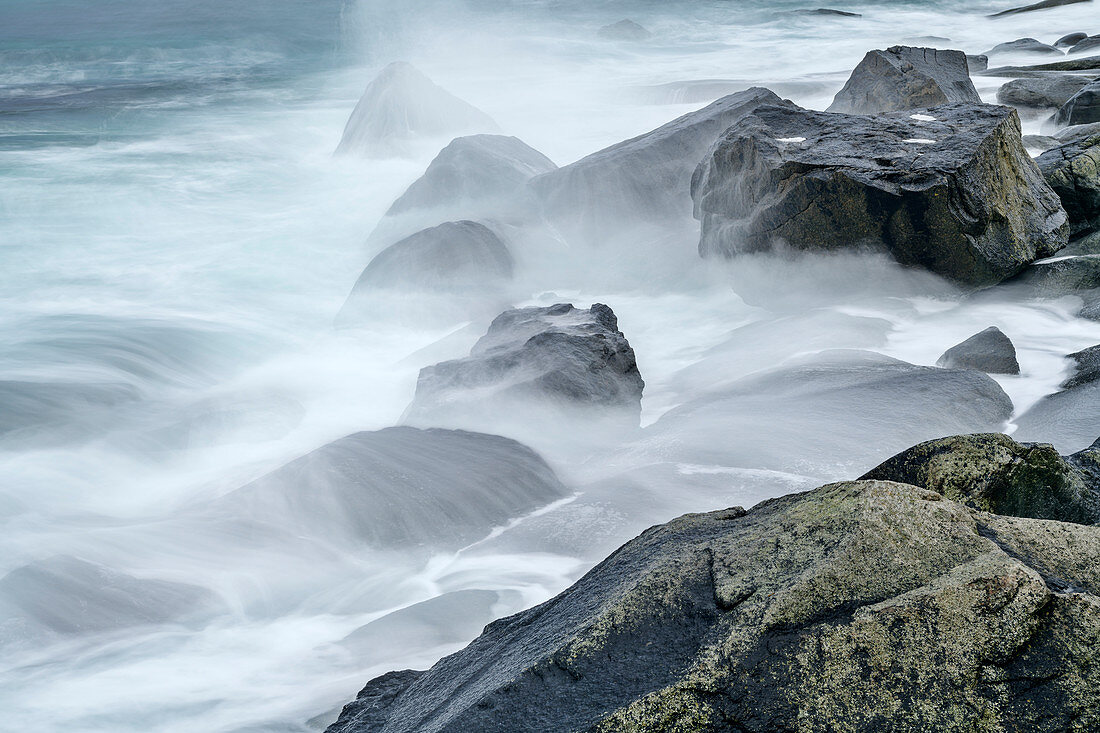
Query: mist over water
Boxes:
[{"xmin": 4, "ymin": 0, "xmax": 1100, "ymax": 730}]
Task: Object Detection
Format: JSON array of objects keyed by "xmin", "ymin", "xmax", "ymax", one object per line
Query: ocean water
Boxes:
[{"xmin": 2, "ymin": 1, "xmax": 1100, "ymax": 731}]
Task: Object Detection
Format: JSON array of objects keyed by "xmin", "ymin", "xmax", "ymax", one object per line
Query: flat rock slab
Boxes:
[
  {"xmin": 828, "ymin": 46, "xmax": 980, "ymax": 115},
  {"xmin": 692, "ymin": 102, "xmax": 1068, "ymax": 287},
  {"xmin": 327, "ymin": 480, "xmax": 1100, "ymax": 733}
]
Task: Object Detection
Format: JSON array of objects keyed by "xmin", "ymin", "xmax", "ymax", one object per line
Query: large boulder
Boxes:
[
  {"xmin": 384, "ymin": 135, "xmax": 556, "ymax": 218},
  {"xmin": 827, "ymin": 46, "xmax": 980, "ymax": 115},
  {"xmin": 861, "ymin": 432, "xmax": 1100, "ymax": 523},
  {"xmin": 335, "ymin": 62, "xmax": 498, "ymax": 157},
  {"xmin": 1037, "ymin": 132, "xmax": 1100, "ymax": 236},
  {"xmin": 936, "ymin": 326, "xmax": 1020, "ymax": 374},
  {"xmin": 213, "ymin": 427, "xmax": 568, "ymax": 551},
  {"xmin": 528, "ymin": 87, "xmax": 789, "ymax": 240},
  {"xmin": 327, "ymin": 480, "xmax": 1100, "ymax": 733},
  {"xmin": 996, "ymin": 75, "xmax": 1091, "ymax": 108},
  {"xmin": 692, "ymin": 102, "xmax": 1069, "ymax": 287},
  {"xmin": 405, "ymin": 303, "xmax": 644, "ymax": 440},
  {"xmin": 984, "ymin": 38, "xmax": 1064, "ymax": 56},
  {"xmin": 1054, "ymin": 78, "xmax": 1100, "ymax": 127},
  {"xmin": 647, "ymin": 350, "xmax": 1013, "ymax": 475}
]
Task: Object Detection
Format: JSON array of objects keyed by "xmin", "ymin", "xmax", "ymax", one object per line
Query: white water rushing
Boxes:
[{"xmin": 2, "ymin": 1, "xmax": 1100, "ymax": 730}]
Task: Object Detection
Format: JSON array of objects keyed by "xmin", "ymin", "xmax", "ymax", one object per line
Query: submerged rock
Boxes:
[
  {"xmin": 692, "ymin": 102, "xmax": 1068, "ymax": 287},
  {"xmin": 1054, "ymin": 78, "xmax": 1100, "ymax": 127},
  {"xmin": 861, "ymin": 433, "xmax": 1100, "ymax": 523},
  {"xmin": 327, "ymin": 480, "xmax": 1100, "ymax": 733},
  {"xmin": 405, "ymin": 303, "xmax": 644, "ymax": 438},
  {"xmin": 335, "ymin": 62, "xmax": 498, "ymax": 157},
  {"xmin": 936, "ymin": 326, "xmax": 1021, "ymax": 374},
  {"xmin": 385, "ymin": 135, "xmax": 555, "ymax": 218},
  {"xmin": 997, "ymin": 75, "xmax": 1091, "ymax": 108},
  {"xmin": 528, "ymin": 87, "xmax": 789, "ymax": 240},
  {"xmin": 827, "ymin": 46, "xmax": 980, "ymax": 115},
  {"xmin": 648, "ymin": 350, "xmax": 1013, "ymax": 474},
  {"xmin": 788, "ymin": 7, "xmax": 862, "ymax": 16},
  {"xmin": 0, "ymin": 556, "xmax": 217, "ymax": 645},
  {"xmin": 1056, "ymin": 32, "xmax": 1090, "ymax": 48},
  {"xmin": 215, "ymin": 427, "xmax": 568, "ymax": 550},
  {"xmin": 1038, "ymin": 133, "xmax": 1100, "ymax": 236},
  {"xmin": 597, "ymin": 19, "xmax": 651, "ymax": 41},
  {"xmin": 1070, "ymin": 35, "xmax": 1100, "ymax": 55},
  {"xmin": 984, "ymin": 38, "xmax": 1064, "ymax": 56}
]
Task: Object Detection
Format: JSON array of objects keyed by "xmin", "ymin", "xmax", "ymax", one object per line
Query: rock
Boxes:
[
  {"xmin": 647, "ymin": 350, "xmax": 1013, "ymax": 475},
  {"xmin": 985, "ymin": 38, "xmax": 1065, "ymax": 56},
  {"xmin": 1054, "ymin": 78, "xmax": 1100, "ymax": 127},
  {"xmin": 1037, "ymin": 133, "xmax": 1100, "ymax": 235},
  {"xmin": 384, "ymin": 135, "xmax": 555, "ymax": 218},
  {"xmin": 528, "ymin": 87, "xmax": 789, "ymax": 241},
  {"xmin": 1070, "ymin": 36, "xmax": 1100, "ymax": 55},
  {"xmin": 1056, "ymin": 32, "xmax": 1089, "ymax": 48},
  {"xmin": 597, "ymin": 19, "xmax": 651, "ymax": 41},
  {"xmin": 997, "ymin": 75, "xmax": 1091, "ymax": 107},
  {"xmin": 986, "ymin": 56, "xmax": 1100, "ymax": 76},
  {"xmin": 788, "ymin": 7, "xmax": 862, "ymax": 16},
  {"xmin": 1024, "ymin": 133, "xmax": 1063, "ymax": 151},
  {"xmin": 936, "ymin": 326, "xmax": 1021, "ymax": 374},
  {"xmin": 692, "ymin": 103, "xmax": 1069, "ymax": 287},
  {"xmin": 1055, "ymin": 120, "xmax": 1100, "ymax": 142},
  {"xmin": 861, "ymin": 433, "xmax": 1100, "ymax": 523},
  {"xmin": 405, "ymin": 303, "xmax": 645, "ymax": 439},
  {"xmin": 967, "ymin": 54, "xmax": 989, "ymax": 72},
  {"xmin": 1016, "ymin": 356, "xmax": 1100, "ymax": 450},
  {"xmin": 1016, "ymin": 253, "xmax": 1100, "ymax": 295},
  {"xmin": 214, "ymin": 427, "xmax": 569, "ymax": 551},
  {"xmin": 327, "ymin": 480, "xmax": 1100, "ymax": 733},
  {"xmin": 989, "ymin": 0, "xmax": 1091, "ymax": 15},
  {"xmin": 335, "ymin": 62, "xmax": 498, "ymax": 157},
  {"xmin": 1064, "ymin": 343, "xmax": 1100, "ymax": 388},
  {"xmin": 827, "ymin": 46, "xmax": 981, "ymax": 115},
  {"xmin": 0, "ymin": 556, "xmax": 217, "ymax": 645},
  {"xmin": 337, "ymin": 221, "xmax": 513, "ymax": 326}
]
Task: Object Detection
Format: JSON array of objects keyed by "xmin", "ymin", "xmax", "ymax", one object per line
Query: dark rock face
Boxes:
[
  {"xmin": 385, "ymin": 135, "xmax": 556, "ymax": 217},
  {"xmin": 648, "ymin": 350, "xmax": 1013, "ymax": 475},
  {"xmin": 989, "ymin": 0, "xmax": 1091, "ymax": 16},
  {"xmin": 597, "ymin": 19, "xmax": 651, "ymax": 41},
  {"xmin": 967, "ymin": 54, "xmax": 989, "ymax": 72},
  {"xmin": 1056, "ymin": 32, "xmax": 1089, "ymax": 48},
  {"xmin": 1038, "ymin": 133, "xmax": 1100, "ymax": 236},
  {"xmin": 1016, "ymin": 253, "xmax": 1100, "ymax": 295},
  {"xmin": 327, "ymin": 480, "xmax": 1100, "ymax": 733},
  {"xmin": 1064, "ymin": 343, "xmax": 1100, "ymax": 388},
  {"xmin": 984, "ymin": 38, "xmax": 1064, "ymax": 56},
  {"xmin": 0, "ymin": 556, "xmax": 217, "ymax": 645},
  {"xmin": 1054, "ymin": 79, "xmax": 1100, "ymax": 127},
  {"xmin": 936, "ymin": 326, "xmax": 1020, "ymax": 374},
  {"xmin": 528, "ymin": 87, "xmax": 789, "ymax": 239},
  {"xmin": 861, "ymin": 433, "xmax": 1100, "ymax": 523},
  {"xmin": 406, "ymin": 303, "xmax": 644, "ymax": 433},
  {"xmin": 827, "ymin": 46, "xmax": 980, "ymax": 115},
  {"xmin": 335, "ymin": 62, "xmax": 498, "ymax": 157},
  {"xmin": 216, "ymin": 427, "xmax": 569, "ymax": 550},
  {"xmin": 347, "ymin": 221, "xmax": 513, "ymax": 294},
  {"xmin": 692, "ymin": 103, "xmax": 1068, "ymax": 287},
  {"xmin": 997, "ymin": 75, "xmax": 1091, "ymax": 108}
]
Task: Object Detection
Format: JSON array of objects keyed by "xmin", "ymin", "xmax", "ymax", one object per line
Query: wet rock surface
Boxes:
[
  {"xmin": 984, "ymin": 38, "xmax": 1064, "ymax": 56},
  {"xmin": 327, "ymin": 480, "xmax": 1100, "ymax": 733},
  {"xmin": 1054, "ymin": 78, "xmax": 1100, "ymax": 127},
  {"xmin": 862, "ymin": 432, "xmax": 1100, "ymax": 523},
  {"xmin": 692, "ymin": 102, "xmax": 1068, "ymax": 287},
  {"xmin": 1038, "ymin": 133, "xmax": 1100, "ymax": 236},
  {"xmin": 936, "ymin": 326, "xmax": 1021, "ymax": 374},
  {"xmin": 827, "ymin": 46, "xmax": 980, "ymax": 114},
  {"xmin": 997, "ymin": 75, "xmax": 1091, "ymax": 108}
]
